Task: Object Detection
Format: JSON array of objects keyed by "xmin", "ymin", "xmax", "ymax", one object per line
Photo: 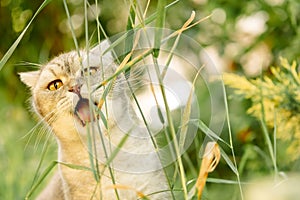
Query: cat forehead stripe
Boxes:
[
  {"xmin": 51, "ymin": 59, "xmax": 71, "ymax": 74},
  {"xmin": 51, "ymin": 60, "xmax": 64, "ymax": 70},
  {"xmin": 20, "ymin": 41, "xmax": 170, "ymax": 199},
  {"xmin": 48, "ymin": 67, "xmax": 58, "ymax": 77},
  {"xmin": 48, "ymin": 55, "xmax": 78, "ymax": 75}
]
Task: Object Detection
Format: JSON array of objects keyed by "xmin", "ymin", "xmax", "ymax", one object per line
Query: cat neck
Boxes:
[{"xmin": 52, "ymin": 93, "xmax": 137, "ymax": 165}]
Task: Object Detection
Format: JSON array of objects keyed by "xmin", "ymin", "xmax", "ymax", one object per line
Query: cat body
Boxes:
[{"xmin": 20, "ymin": 41, "xmax": 170, "ymax": 199}]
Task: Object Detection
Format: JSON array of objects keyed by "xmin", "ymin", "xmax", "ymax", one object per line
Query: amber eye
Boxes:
[
  {"xmin": 82, "ymin": 67, "xmax": 98, "ymax": 76},
  {"xmin": 47, "ymin": 79, "xmax": 63, "ymax": 91}
]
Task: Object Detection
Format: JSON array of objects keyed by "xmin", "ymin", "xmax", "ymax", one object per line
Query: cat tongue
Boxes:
[{"xmin": 75, "ymin": 98, "xmax": 94, "ymax": 126}]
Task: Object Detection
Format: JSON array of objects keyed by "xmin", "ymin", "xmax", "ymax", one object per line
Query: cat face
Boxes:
[{"xmin": 20, "ymin": 42, "xmax": 116, "ymax": 133}]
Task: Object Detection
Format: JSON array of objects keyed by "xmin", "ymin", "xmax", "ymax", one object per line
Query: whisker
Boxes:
[
  {"xmin": 32, "ymin": 102, "xmax": 72, "ymax": 150},
  {"xmin": 39, "ymin": 128, "xmax": 54, "ymax": 154},
  {"xmin": 33, "ymin": 124, "xmax": 50, "ymax": 150},
  {"xmin": 15, "ymin": 61, "xmax": 43, "ymax": 68},
  {"xmin": 22, "ymin": 109, "xmax": 58, "ymax": 150},
  {"xmin": 22, "ymin": 99, "xmax": 72, "ymax": 151}
]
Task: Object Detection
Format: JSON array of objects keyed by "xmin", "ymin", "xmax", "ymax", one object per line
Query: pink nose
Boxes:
[{"xmin": 68, "ymin": 84, "xmax": 81, "ymax": 96}]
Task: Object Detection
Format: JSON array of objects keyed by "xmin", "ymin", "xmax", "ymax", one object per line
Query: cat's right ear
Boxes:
[{"xmin": 19, "ymin": 71, "xmax": 40, "ymax": 89}]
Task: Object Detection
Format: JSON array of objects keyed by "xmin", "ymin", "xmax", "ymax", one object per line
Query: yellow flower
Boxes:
[
  {"xmin": 222, "ymin": 73, "xmax": 257, "ymax": 98},
  {"xmin": 223, "ymin": 58, "xmax": 300, "ymax": 163}
]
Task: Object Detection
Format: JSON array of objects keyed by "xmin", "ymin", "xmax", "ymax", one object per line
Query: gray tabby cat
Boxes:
[{"xmin": 20, "ymin": 41, "xmax": 170, "ymax": 199}]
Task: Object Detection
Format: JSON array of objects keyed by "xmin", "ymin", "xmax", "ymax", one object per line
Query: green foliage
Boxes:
[
  {"xmin": 224, "ymin": 58, "xmax": 300, "ymax": 165},
  {"xmin": 1, "ymin": 0, "xmax": 300, "ymax": 199}
]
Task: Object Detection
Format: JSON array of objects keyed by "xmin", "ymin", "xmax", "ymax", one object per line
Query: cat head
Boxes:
[{"xmin": 19, "ymin": 41, "xmax": 119, "ymax": 138}]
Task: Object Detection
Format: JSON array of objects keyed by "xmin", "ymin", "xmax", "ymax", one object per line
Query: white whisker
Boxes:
[
  {"xmin": 22, "ymin": 98, "xmax": 72, "ymax": 151},
  {"xmin": 15, "ymin": 61, "xmax": 43, "ymax": 68},
  {"xmin": 19, "ymin": 42, "xmax": 171, "ymax": 199},
  {"xmin": 21, "ymin": 109, "xmax": 57, "ymax": 150}
]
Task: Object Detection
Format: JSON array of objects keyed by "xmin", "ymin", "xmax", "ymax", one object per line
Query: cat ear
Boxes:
[
  {"xmin": 86, "ymin": 40, "xmax": 114, "ymax": 67},
  {"xmin": 19, "ymin": 71, "xmax": 40, "ymax": 89},
  {"xmin": 90, "ymin": 39, "xmax": 112, "ymax": 56}
]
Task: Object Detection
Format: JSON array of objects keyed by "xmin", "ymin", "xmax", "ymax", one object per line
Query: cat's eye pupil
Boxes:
[
  {"xmin": 82, "ymin": 67, "xmax": 98, "ymax": 76},
  {"xmin": 48, "ymin": 80, "xmax": 63, "ymax": 91},
  {"xmin": 54, "ymin": 82, "xmax": 59, "ymax": 88}
]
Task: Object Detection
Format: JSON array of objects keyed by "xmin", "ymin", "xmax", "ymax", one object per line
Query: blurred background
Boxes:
[{"xmin": 0, "ymin": 0, "xmax": 300, "ymax": 199}]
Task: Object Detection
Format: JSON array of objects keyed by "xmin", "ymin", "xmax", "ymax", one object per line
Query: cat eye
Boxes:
[
  {"xmin": 82, "ymin": 67, "xmax": 98, "ymax": 76},
  {"xmin": 47, "ymin": 79, "xmax": 63, "ymax": 91}
]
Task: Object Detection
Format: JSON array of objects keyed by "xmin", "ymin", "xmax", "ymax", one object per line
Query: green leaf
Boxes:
[
  {"xmin": 219, "ymin": 147, "xmax": 239, "ymax": 175},
  {"xmin": 0, "ymin": 0, "xmax": 52, "ymax": 71},
  {"xmin": 25, "ymin": 160, "xmax": 57, "ymax": 200},
  {"xmin": 196, "ymin": 119, "xmax": 229, "ymax": 147},
  {"xmin": 153, "ymin": 0, "xmax": 166, "ymax": 58},
  {"xmin": 179, "ymin": 70, "xmax": 200, "ymax": 153},
  {"xmin": 59, "ymin": 161, "xmax": 93, "ymax": 172},
  {"xmin": 104, "ymin": 132, "xmax": 130, "ymax": 167},
  {"xmin": 122, "ymin": 0, "xmax": 136, "ymax": 78}
]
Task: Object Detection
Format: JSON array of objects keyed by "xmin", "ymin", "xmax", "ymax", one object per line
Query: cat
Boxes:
[{"xmin": 20, "ymin": 41, "xmax": 171, "ymax": 200}]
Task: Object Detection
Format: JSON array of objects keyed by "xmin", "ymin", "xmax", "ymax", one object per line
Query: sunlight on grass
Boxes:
[{"xmin": 1, "ymin": 0, "xmax": 300, "ymax": 199}]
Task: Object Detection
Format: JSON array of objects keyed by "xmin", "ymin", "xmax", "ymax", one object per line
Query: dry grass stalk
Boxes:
[{"xmin": 196, "ymin": 142, "xmax": 220, "ymax": 200}]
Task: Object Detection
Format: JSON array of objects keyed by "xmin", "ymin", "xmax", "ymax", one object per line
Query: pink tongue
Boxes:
[{"xmin": 75, "ymin": 98, "xmax": 92, "ymax": 124}]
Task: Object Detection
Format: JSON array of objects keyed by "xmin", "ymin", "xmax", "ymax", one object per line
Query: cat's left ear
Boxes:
[
  {"xmin": 85, "ymin": 40, "xmax": 114, "ymax": 67},
  {"xmin": 19, "ymin": 71, "xmax": 40, "ymax": 89}
]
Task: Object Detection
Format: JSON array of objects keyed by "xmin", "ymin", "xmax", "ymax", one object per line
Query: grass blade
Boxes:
[
  {"xmin": 95, "ymin": 48, "xmax": 154, "ymax": 90},
  {"xmin": 0, "ymin": 0, "xmax": 51, "ymax": 71},
  {"xmin": 179, "ymin": 70, "xmax": 201, "ymax": 153},
  {"xmin": 104, "ymin": 132, "xmax": 130, "ymax": 167},
  {"xmin": 258, "ymin": 77, "xmax": 277, "ymax": 175},
  {"xmin": 25, "ymin": 161, "xmax": 58, "ymax": 200},
  {"xmin": 124, "ymin": 21, "xmax": 135, "ymax": 77},
  {"xmin": 59, "ymin": 161, "xmax": 93, "ymax": 171},
  {"xmin": 222, "ymin": 81, "xmax": 244, "ymax": 199},
  {"xmin": 123, "ymin": 0, "xmax": 136, "ymax": 77},
  {"xmin": 195, "ymin": 119, "xmax": 229, "ymax": 147},
  {"xmin": 207, "ymin": 178, "xmax": 248, "ymax": 185},
  {"xmin": 28, "ymin": 141, "xmax": 50, "ymax": 190},
  {"xmin": 62, "ymin": 0, "xmax": 80, "ymax": 53},
  {"xmin": 86, "ymin": 124, "xmax": 100, "ymax": 182},
  {"xmin": 153, "ymin": 0, "xmax": 166, "ymax": 57},
  {"xmin": 135, "ymin": 0, "xmax": 180, "ymax": 30},
  {"xmin": 219, "ymin": 147, "xmax": 238, "ymax": 175},
  {"xmin": 152, "ymin": 57, "xmax": 188, "ymax": 198}
]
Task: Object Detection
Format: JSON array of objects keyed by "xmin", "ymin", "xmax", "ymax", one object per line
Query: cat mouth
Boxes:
[{"xmin": 74, "ymin": 98, "xmax": 99, "ymax": 126}]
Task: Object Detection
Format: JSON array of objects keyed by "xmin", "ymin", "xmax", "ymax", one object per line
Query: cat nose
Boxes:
[{"xmin": 68, "ymin": 84, "xmax": 81, "ymax": 96}]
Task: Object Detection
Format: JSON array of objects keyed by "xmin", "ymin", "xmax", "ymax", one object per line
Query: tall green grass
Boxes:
[{"xmin": 0, "ymin": 0, "xmax": 289, "ymax": 200}]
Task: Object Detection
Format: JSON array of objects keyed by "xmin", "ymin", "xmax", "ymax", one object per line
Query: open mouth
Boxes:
[{"xmin": 74, "ymin": 98, "xmax": 99, "ymax": 126}]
